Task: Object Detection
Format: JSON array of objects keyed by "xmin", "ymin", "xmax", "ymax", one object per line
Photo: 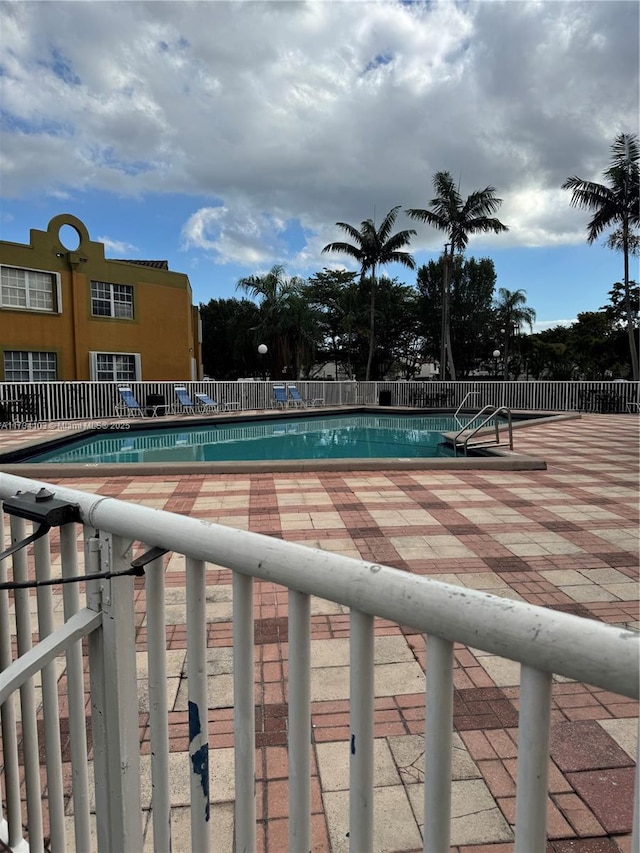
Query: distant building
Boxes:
[{"xmin": 0, "ymin": 213, "xmax": 202, "ymax": 382}]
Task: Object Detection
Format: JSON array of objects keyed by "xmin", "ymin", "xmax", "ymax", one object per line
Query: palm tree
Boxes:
[
  {"xmin": 494, "ymin": 288, "xmax": 536, "ymax": 379},
  {"xmin": 562, "ymin": 133, "xmax": 640, "ymax": 380},
  {"xmin": 236, "ymin": 264, "xmax": 318, "ymax": 378},
  {"xmin": 322, "ymin": 206, "xmax": 416, "ymax": 380},
  {"xmin": 407, "ymin": 171, "xmax": 509, "ymax": 380}
]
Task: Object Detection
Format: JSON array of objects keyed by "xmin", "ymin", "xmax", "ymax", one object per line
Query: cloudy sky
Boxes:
[{"xmin": 1, "ymin": 0, "xmax": 638, "ymax": 330}]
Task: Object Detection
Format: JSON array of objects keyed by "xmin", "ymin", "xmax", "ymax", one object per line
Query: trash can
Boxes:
[
  {"xmin": 146, "ymin": 393, "xmax": 167, "ymax": 417},
  {"xmin": 378, "ymin": 389, "xmax": 392, "ymax": 406}
]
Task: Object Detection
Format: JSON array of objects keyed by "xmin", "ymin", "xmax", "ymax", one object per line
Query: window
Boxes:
[
  {"xmin": 1, "ymin": 266, "xmax": 59, "ymax": 312},
  {"xmin": 91, "ymin": 281, "xmax": 134, "ymax": 319},
  {"xmin": 89, "ymin": 352, "xmax": 141, "ymax": 382},
  {"xmin": 4, "ymin": 351, "xmax": 57, "ymax": 382}
]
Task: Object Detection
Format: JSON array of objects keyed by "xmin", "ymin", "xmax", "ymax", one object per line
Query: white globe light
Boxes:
[
  {"xmin": 258, "ymin": 344, "xmax": 268, "ymax": 355},
  {"xmin": 492, "ymin": 349, "xmax": 501, "ymax": 358}
]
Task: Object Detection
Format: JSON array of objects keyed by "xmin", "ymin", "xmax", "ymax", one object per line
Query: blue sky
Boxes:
[{"xmin": 1, "ymin": 0, "xmax": 638, "ymax": 332}]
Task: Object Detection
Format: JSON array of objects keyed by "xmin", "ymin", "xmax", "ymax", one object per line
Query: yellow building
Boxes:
[{"xmin": 0, "ymin": 213, "xmax": 202, "ymax": 382}]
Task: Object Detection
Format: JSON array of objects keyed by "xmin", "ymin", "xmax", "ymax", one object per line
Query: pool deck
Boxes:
[{"xmin": 0, "ymin": 410, "xmax": 638, "ymax": 851}]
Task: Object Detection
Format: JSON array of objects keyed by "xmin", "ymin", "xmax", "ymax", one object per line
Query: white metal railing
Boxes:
[
  {"xmin": 0, "ymin": 473, "xmax": 638, "ymax": 852},
  {"xmin": 0, "ymin": 380, "xmax": 639, "ymax": 423}
]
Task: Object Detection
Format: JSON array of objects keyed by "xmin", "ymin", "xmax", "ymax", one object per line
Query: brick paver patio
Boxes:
[{"xmin": 0, "ymin": 411, "xmax": 638, "ymax": 851}]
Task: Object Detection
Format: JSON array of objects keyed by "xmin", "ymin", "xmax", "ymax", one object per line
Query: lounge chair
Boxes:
[
  {"xmin": 287, "ymin": 385, "xmax": 324, "ymax": 407},
  {"xmin": 286, "ymin": 385, "xmax": 307, "ymax": 407},
  {"xmin": 273, "ymin": 385, "xmax": 289, "ymax": 408},
  {"xmin": 194, "ymin": 392, "xmax": 219, "ymax": 413},
  {"xmin": 116, "ymin": 387, "xmax": 146, "ymax": 417},
  {"xmin": 174, "ymin": 386, "xmax": 197, "ymax": 414}
]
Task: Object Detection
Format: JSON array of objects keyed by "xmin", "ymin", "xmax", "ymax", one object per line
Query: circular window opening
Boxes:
[{"xmin": 58, "ymin": 224, "xmax": 81, "ymax": 251}]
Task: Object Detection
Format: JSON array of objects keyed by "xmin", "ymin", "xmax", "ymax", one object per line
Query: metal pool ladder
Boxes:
[{"xmin": 453, "ymin": 405, "xmax": 513, "ymax": 456}]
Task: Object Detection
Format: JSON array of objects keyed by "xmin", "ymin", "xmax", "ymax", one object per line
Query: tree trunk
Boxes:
[
  {"xmin": 623, "ymin": 225, "xmax": 639, "ymax": 380},
  {"xmin": 440, "ymin": 254, "xmax": 447, "ymax": 380},
  {"xmin": 444, "ymin": 249, "xmax": 456, "ymax": 380},
  {"xmin": 365, "ymin": 266, "xmax": 376, "ymax": 381}
]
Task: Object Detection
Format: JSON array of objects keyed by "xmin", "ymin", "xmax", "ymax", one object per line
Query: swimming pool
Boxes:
[{"xmin": 21, "ymin": 413, "xmax": 493, "ymax": 464}]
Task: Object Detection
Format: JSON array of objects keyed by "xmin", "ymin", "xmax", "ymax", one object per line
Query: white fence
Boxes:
[
  {"xmin": 0, "ymin": 380, "xmax": 638, "ymax": 423},
  {"xmin": 0, "ymin": 473, "xmax": 638, "ymax": 852}
]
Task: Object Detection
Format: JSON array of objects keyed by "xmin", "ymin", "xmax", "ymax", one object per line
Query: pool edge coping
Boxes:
[{"xmin": 0, "ymin": 407, "xmax": 581, "ymax": 476}]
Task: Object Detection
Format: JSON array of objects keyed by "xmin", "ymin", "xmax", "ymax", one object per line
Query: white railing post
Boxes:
[
  {"xmin": 34, "ymin": 532, "xmax": 66, "ymax": 851},
  {"xmin": 10, "ymin": 516, "xmax": 44, "ymax": 850},
  {"xmin": 288, "ymin": 589, "xmax": 311, "ymax": 851},
  {"xmin": 515, "ymin": 665, "xmax": 552, "ymax": 852},
  {"xmin": 349, "ymin": 609, "xmax": 374, "ymax": 852},
  {"xmin": 86, "ymin": 531, "xmax": 143, "ymax": 852},
  {"xmin": 60, "ymin": 523, "xmax": 92, "ymax": 851},
  {"xmin": 423, "ymin": 635, "xmax": 454, "ymax": 853},
  {"xmin": 233, "ymin": 571, "xmax": 256, "ymax": 852},
  {"xmin": 146, "ymin": 551, "xmax": 172, "ymax": 852},
  {"xmin": 185, "ymin": 556, "xmax": 210, "ymax": 851},
  {"xmin": 0, "ymin": 511, "xmax": 24, "ymax": 850}
]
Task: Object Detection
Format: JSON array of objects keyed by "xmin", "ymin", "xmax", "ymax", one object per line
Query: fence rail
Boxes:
[
  {"xmin": 0, "ymin": 379, "xmax": 638, "ymax": 424},
  {"xmin": 0, "ymin": 472, "xmax": 638, "ymax": 852}
]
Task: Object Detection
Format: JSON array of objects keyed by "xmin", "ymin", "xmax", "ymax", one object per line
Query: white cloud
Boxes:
[
  {"xmin": 0, "ymin": 0, "xmax": 637, "ymax": 263},
  {"xmin": 98, "ymin": 236, "xmax": 139, "ymax": 255},
  {"xmin": 181, "ymin": 205, "xmax": 287, "ymax": 266}
]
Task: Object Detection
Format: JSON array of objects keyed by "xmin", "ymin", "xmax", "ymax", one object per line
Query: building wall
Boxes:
[{"xmin": 0, "ymin": 213, "xmax": 202, "ymax": 381}]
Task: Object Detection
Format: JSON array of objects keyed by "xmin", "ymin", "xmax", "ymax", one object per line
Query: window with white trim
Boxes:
[
  {"xmin": 4, "ymin": 351, "xmax": 57, "ymax": 382},
  {"xmin": 89, "ymin": 352, "xmax": 141, "ymax": 382},
  {"xmin": 1, "ymin": 266, "xmax": 59, "ymax": 312},
  {"xmin": 90, "ymin": 281, "xmax": 134, "ymax": 319}
]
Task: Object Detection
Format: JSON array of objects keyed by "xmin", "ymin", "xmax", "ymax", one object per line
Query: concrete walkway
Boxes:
[{"xmin": 1, "ymin": 412, "xmax": 638, "ymax": 851}]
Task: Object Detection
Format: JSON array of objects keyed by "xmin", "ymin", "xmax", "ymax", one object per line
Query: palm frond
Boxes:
[
  {"xmin": 405, "ymin": 208, "xmax": 447, "ymax": 230},
  {"xmin": 322, "ymin": 241, "xmax": 364, "ymax": 262},
  {"xmin": 376, "ymin": 206, "xmax": 402, "ymax": 243}
]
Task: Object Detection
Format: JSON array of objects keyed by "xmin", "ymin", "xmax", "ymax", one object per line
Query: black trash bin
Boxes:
[
  {"xmin": 146, "ymin": 393, "xmax": 167, "ymax": 417},
  {"xmin": 378, "ymin": 389, "xmax": 392, "ymax": 406}
]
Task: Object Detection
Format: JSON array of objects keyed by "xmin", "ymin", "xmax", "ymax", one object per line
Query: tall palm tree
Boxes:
[
  {"xmin": 322, "ymin": 206, "xmax": 416, "ymax": 380},
  {"xmin": 494, "ymin": 287, "xmax": 536, "ymax": 379},
  {"xmin": 236, "ymin": 264, "xmax": 316, "ymax": 378},
  {"xmin": 407, "ymin": 171, "xmax": 509, "ymax": 380},
  {"xmin": 562, "ymin": 132, "xmax": 640, "ymax": 380}
]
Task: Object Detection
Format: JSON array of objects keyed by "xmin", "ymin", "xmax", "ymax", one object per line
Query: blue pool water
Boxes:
[{"xmin": 23, "ymin": 413, "xmax": 492, "ymax": 464}]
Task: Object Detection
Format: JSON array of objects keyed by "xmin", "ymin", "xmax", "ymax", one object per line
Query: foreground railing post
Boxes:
[
  {"xmin": 233, "ymin": 571, "xmax": 256, "ymax": 852},
  {"xmin": 424, "ymin": 635, "xmax": 454, "ymax": 853},
  {"xmin": 146, "ymin": 551, "xmax": 171, "ymax": 852},
  {"xmin": 34, "ymin": 531, "xmax": 66, "ymax": 851},
  {"xmin": 515, "ymin": 665, "xmax": 552, "ymax": 852},
  {"xmin": 86, "ymin": 532, "xmax": 143, "ymax": 852},
  {"xmin": 349, "ymin": 609, "xmax": 374, "ymax": 852},
  {"xmin": 0, "ymin": 511, "xmax": 24, "ymax": 850},
  {"xmin": 288, "ymin": 589, "xmax": 311, "ymax": 851},
  {"xmin": 10, "ymin": 516, "xmax": 44, "ymax": 850},
  {"xmin": 186, "ymin": 557, "xmax": 210, "ymax": 851},
  {"xmin": 60, "ymin": 523, "xmax": 92, "ymax": 852}
]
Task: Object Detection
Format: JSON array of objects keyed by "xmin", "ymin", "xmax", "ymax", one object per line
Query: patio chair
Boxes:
[
  {"xmin": 116, "ymin": 387, "xmax": 146, "ymax": 418},
  {"xmin": 287, "ymin": 385, "xmax": 324, "ymax": 407},
  {"xmin": 286, "ymin": 385, "xmax": 307, "ymax": 407},
  {"xmin": 273, "ymin": 385, "xmax": 289, "ymax": 408},
  {"xmin": 194, "ymin": 392, "xmax": 219, "ymax": 413},
  {"xmin": 174, "ymin": 386, "xmax": 197, "ymax": 414}
]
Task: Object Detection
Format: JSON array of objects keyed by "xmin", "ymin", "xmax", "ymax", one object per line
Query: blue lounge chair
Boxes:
[
  {"xmin": 287, "ymin": 385, "xmax": 324, "ymax": 407},
  {"xmin": 286, "ymin": 385, "xmax": 307, "ymax": 407},
  {"xmin": 273, "ymin": 385, "xmax": 288, "ymax": 408},
  {"xmin": 174, "ymin": 386, "xmax": 197, "ymax": 414},
  {"xmin": 195, "ymin": 392, "xmax": 219, "ymax": 413},
  {"xmin": 116, "ymin": 387, "xmax": 145, "ymax": 417}
]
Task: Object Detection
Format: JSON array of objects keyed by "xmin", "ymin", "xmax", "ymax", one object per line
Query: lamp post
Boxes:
[
  {"xmin": 257, "ymin": 344, "xmax": 268, "ymax": 381},
  {"xmin": 492, "ymin": 349, "xmax": 501, "ymax": 379}
]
